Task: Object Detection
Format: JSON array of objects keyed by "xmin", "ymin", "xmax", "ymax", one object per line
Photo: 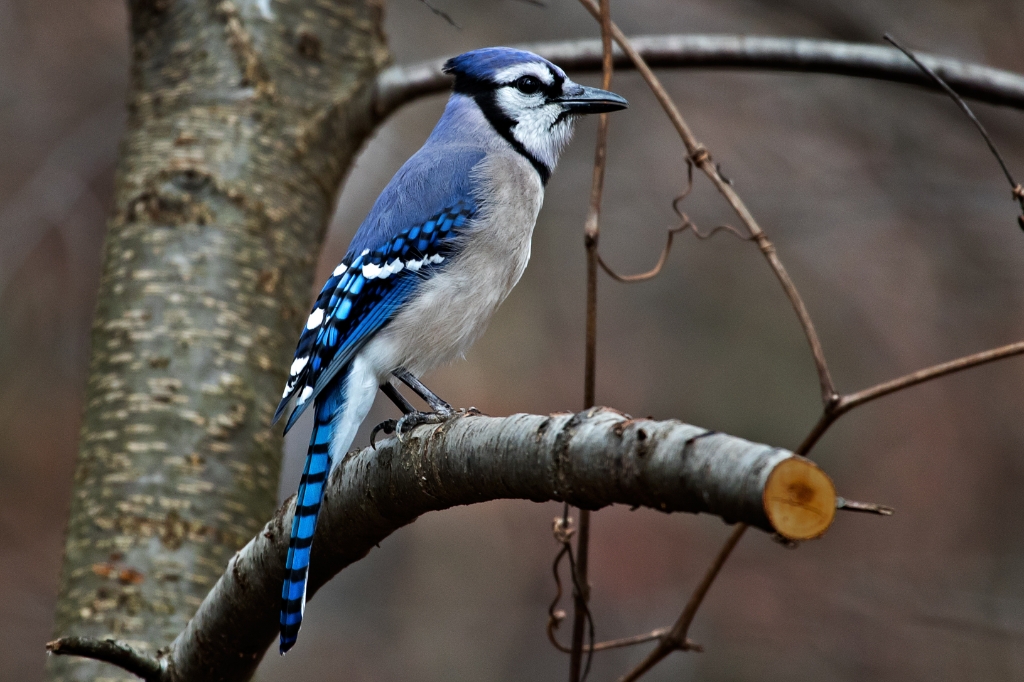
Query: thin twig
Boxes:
[
  {"xmin": 595, "ymin": 157, "xmax": 693, "ymax": 282},
  {"xmin": 547, "ymin": 543, "xmax": 571, "ymax": 650},
  {"xmin": 597, "ymin": 212, "xmax": 752, "ymax": 283},
  {"xmin": 618, "ymin": 524, "xmax": 747, "ymax": 682},
  {"xmin": 569, "ymin": 7, "xmax": 834, "ymax": 681},
  {"xmin": 46, "ymin": 637, "xmax": 166, "ymax": 681},
  {"xmin": 884, "ymin": 34, "xmax": 1024, "ymax": 229},
  {"xmin": 576, "ymin": 0, "xmax": 837, "ymax": 407},
  {"xmin": 596, "ymin": 225, "xmax": 686, "ymax": 282},
  {"xmin": 552, "ymin": 626, "xmax": 703, "ymax": 653},
  {"xmin": 843, "ymin": 341, "xmax": 1024, "ymax": 410},
  {"xmin": 417, "ymin": 0, "xmax": 460, "ymax": 29},
  {"xmin": 548, "ymin": 510, "xmax": 595, "ymax": 681},
  {"xmin": 569, "ymin": 3, "xmax": 613, "ymax": 678},
  {"xmin": 798, "ymin": 339, "xmax": 1024, "ymax": 455},
  {"xmin": 837, "ymin": 497, "xmax": 895, "ymax": 515},
  {"xmin": 568, "ymin": 508, "xmax": 595, "ymax": 682}
]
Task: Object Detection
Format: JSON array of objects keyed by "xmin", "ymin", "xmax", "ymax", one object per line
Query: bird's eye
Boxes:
[{"xmin": 514, "ymin": 76, "xmax": 542, "ymax": 95}]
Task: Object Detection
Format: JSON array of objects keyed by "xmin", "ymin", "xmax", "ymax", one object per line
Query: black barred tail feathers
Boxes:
[{"xmin": 279, "ymin": 380, "xmax": 346, "ymax": 654}]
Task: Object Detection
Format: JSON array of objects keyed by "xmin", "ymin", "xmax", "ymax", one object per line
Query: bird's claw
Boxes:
[
  {"xmin": 370, "ymin": 419, "xmax": 397, "ymax": 450},
  {"xmin": 394, "ymin": 409, "xmax": 453, "ymax": 440},
  {"xmin": 371, "ymin": 407, "xmax": 483, "ymax": 449}
]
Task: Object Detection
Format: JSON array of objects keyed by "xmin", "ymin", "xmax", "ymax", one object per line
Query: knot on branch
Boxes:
[
  {"xmin": 552, "ymin": 515, "xmax": 576, "ymax": 544},
  {"xmin": 689, "ymin": 145, "xmax": 710, "ymax": 166},
  {"xmin": 753, "ymin": 231, "xmax": 775, "ymax": 255}
]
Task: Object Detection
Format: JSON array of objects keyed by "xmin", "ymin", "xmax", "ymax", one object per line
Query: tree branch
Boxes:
[
  {"xmin": 373, "ymin": 34, "xmax": 1024, "ymax": 121},
  {"xmin": 618, "ymin": 524, "xmax": 746, "ymax": 682},
  {"xmin": 569, "ymin": 0, "xmax": 615, "ymax": 677},
  {"xmin": 46, "ymin": 637, "xmax": 166, "ymax": 681},
  {"xmin": 798, "ymin": 339, "xmax": 1024, "ymax": 454},
  {"xmin": 53, "ymin": 409, "xmax": 841, "ymax": 681},
  {"xmin": 572, "ymin": 8, "xmax": 839, "ymax": 407}
]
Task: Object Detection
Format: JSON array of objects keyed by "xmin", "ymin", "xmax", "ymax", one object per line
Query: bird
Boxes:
[{"xmin": 274, "ymin": 46, "xmax": 628, "ymax": 653}]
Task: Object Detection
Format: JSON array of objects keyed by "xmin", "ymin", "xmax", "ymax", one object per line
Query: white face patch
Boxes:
[{"xmin": 494, "ymin": 83, "xmax": 577, "ymax": 173}]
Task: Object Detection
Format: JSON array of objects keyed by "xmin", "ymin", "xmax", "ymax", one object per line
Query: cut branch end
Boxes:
[{"xmin": 763, "ymin": 457, "xmax": 836, "ymax": 540}]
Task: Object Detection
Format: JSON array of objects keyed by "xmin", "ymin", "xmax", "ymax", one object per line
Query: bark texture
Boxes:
[
  {"xmin": 51, "ymin": 409, "xmax": 836, "ymax": 682},
  {"xmin": 47, "ymin": 2, "xmax": 388, "ymax": 680}
]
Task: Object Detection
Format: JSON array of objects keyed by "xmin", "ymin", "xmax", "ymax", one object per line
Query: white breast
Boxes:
[{"xmin": 361, "ymin": 152, "xmax": 544, "ymax": 379}]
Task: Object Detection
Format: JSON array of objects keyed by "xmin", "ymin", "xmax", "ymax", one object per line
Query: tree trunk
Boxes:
[{"xmin": 47, "ymin": 1, "xmax": 388, "ymax": 680}]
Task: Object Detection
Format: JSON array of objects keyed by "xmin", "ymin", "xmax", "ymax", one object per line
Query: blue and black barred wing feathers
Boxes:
[{"xmin": 274, "ymin": 201, "xmax": 475, "ymax": 431}]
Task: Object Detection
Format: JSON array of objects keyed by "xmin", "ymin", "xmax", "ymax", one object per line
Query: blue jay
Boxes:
[{"xmin": 274, "ymin": 47, "xmax": 627, "ymax": 653}]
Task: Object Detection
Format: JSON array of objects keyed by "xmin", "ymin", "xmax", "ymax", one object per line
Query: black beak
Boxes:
[{"xmin": 558, "ymin": 85, "xmax": 629, "ymax": 114}]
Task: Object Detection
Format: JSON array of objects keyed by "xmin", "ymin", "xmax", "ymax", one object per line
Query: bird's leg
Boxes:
[
  {"xmin": 372, "ymin": 368, "xmax": 480, "ymax": 446},
  {"xmin": 393, "ymin": 367, "xmax": 453, "ymax": 414},
  {"xmin": 389, "ymin": 367, "xmax": 481, "ymax": 438},
  {"xmin": 370, "ymin": 382, "xmax": 416, "ymax": 448},
  {"xmin": 380, "ymin": 381, "xmax": 416, "ymax": 414}
]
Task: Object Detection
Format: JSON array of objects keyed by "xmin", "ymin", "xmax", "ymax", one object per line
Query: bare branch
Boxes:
[
  {"xmin": 569, "ymin": 0, "xmax": 615, "ymax": 678},
  {"xmin": 597, "ymin": 223, "xmax": 687, "ymax": 282},
  {"xmin": 618, "ymin": 524, "xmax": 747, "ymax": 682},
  {"xmin": 884, "ymin": 33, "xmax": 1024, "ymax": 228},
  {"xmin": 843, "ymin": 341, "xmax": 1024, "ymax": 410},
  {"xmin": 417, "ymin": 0, "xmax": 460, "ymax": 29},
  {"xmin": 564, "ymin": 15, "xmax": 843, "ymax": 681},
  {"xmin": 836, "ymin": 498, "xmax": 895, "ymax": 516},
  {"xmin": 546, "ymin": 519, "xmax": 594, "ymax": 664},
  {"xmin": 54, "ymin": 410, "xmax": 840, "ymax": 682},
  {"xmin": 572, "ymin": 3, "xmax": 838, "ymax": 407},
  {"xmin": 551, "ymin": 625, "xmax": 702, "ymax": 653},
  {"xmin": 46, "ymin": 637, "xmax": 167, "ymax": 681},
  {"xmin": 373, "ymin": 34, "xmax": 1024, "ymax": 121},
  {"xmin": 798, "ymin": 340, "xmax": 1024, "ymax": 454}
]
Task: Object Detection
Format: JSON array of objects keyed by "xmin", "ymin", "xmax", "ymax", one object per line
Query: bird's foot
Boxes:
[
  {"xmin": 395, "ymin": 407, "xmax": 454, "ymax": 439},
  {"xmin": 370, "ymin": 407, "xmax": 482, "ymax": 448}
]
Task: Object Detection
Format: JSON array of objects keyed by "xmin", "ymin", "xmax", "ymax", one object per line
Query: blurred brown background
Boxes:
[{"xmin": 4, "ymin": 0, "xmax": 1024, "ymax": 680}]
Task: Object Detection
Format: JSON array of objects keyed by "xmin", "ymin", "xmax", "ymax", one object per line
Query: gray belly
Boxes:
[{"xmin": 361, "ymin": 152, "xmax": 544, "ymax": 379}]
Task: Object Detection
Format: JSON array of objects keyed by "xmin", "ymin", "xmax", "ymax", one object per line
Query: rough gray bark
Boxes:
[
  {"xmin": 50, "ymin": 409, "xmax": 836, "ymax": 682},
  {"xmin": 47, "ymin": 2, "xmax": 388, "ymax": 680},
  {"xmin": 374, "ymin": 35, "xmax": 1024, "ymax": 120}
]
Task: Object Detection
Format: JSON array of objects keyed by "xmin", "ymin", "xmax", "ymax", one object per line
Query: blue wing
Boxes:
[
  {"xmin": 275, "ymin": 199, "xmax": 476, "ymax": 432},
  {"xmin": 274, "ymin": 135, "xmax": 486, "ymax": 432}
]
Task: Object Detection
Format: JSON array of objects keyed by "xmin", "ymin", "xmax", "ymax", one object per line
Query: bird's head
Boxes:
[{"xmin": 443, "ymin": 47, "xmax": 628, "ymax": 182}]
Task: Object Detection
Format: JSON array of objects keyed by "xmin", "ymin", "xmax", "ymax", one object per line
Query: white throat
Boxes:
[{"xmin": 492, "ymin": 89, "xmax": 577, "ymax": 173}]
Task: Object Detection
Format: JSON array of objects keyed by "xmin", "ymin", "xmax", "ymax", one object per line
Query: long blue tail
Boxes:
[{"xmin": 279, "ymin": 389, "xmax": 342, "ymax": 654}]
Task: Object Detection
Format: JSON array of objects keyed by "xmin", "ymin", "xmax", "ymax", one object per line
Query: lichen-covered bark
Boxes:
[{"xmin": 47, "ymin": 1, "xmax": 388, "ymax": 680}]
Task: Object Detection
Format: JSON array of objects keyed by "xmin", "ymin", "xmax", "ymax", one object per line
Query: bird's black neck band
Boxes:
[{"xmin": 451, "ymin": 77, "xmax": 551, "ymax": 185}]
